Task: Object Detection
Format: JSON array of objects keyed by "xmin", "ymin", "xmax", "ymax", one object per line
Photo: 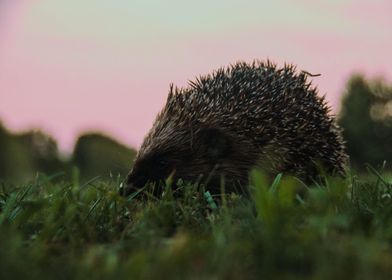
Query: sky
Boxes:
[{"xmin": 0, "ymin": 0, "xmax": 391, "ymax": 153}]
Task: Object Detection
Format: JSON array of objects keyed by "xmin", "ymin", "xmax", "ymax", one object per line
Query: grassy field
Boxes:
[{"xmin": 1, "ymin": 169, "xmax": 392, "ymax": 280}]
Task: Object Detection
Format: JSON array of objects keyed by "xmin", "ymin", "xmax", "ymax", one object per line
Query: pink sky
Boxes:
[{"xmin": 1, "ymin": 0, "xmax": 391, "ymax": 152}]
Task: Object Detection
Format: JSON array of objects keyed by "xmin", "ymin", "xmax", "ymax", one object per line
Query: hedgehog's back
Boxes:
[{"xmin": 163, "ymin": 61, "xmax": 348, "ymax": 180}]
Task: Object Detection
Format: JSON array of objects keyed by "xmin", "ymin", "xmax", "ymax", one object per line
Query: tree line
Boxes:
[{"xmin": 0, "ymin": 126, "xmax": 136, "ymax": 183}]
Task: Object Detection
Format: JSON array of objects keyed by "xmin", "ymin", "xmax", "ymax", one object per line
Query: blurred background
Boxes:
[{"xmin": 0, "ymin": 0, "xmax": 391, "ymax": 183}]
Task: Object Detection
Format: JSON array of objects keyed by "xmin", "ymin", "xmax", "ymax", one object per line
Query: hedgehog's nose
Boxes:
[
  {"xmin": 119, "ymin": 181, "xmax": 134, "ymax": 197},
  {"xmin": 119, "ymin": 173, "xmax": 135, "ymax": 197},
  {"xmin": 120, "ymin": 170, "xmax": 147, "ymax": 197}
]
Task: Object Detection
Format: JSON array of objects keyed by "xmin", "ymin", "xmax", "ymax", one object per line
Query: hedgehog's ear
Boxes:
[{"xmin": 198, "ymin": 128, "xmax": 230, "ymax": 160}]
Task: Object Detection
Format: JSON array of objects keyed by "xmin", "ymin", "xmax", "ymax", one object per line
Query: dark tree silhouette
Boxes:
[
  {"xmin": 73, "ymin": 133, "xmax": 136, "ymax": 181},
  {"xmin": 338, "ymin": 74, "xmax": 392, "ymax": 169}
]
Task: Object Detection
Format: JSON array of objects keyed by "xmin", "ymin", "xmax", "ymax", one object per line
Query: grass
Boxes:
[{"xmin": 1, "ymin": 169, "xmax": 392, "ymax": 280}]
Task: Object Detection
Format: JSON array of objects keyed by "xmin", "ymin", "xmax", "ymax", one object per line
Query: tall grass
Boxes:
[{"xmin": 1, "ymin": 170, "xmax": 392, "ymax": 279}]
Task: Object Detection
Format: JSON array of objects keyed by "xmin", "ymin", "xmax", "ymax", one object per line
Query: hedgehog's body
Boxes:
[{"xmin": 122, "ymin": 61, "xmax": 347, "ymax": 196}]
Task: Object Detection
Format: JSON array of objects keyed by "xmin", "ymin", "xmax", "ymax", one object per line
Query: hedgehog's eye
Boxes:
[
  {"xmin": 199, "ymin": 128, "xmax": 230, "ymax": 160},
  {"xmin": 157, "ymin": 158, "xmax": 169, "ymax": 169}
]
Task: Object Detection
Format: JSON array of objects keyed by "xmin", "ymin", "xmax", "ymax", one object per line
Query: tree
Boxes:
[
  {"xmin": 18, "ymin": 130, "xmax": 65, "ymax": 175},
  {"xmin": 338, "ymin": 74, "xmax": 392, "ymax": 169},
  {"xmin": 73, "ymin": 133, "xmax": 136, "ymax": 181},
  {"xmin": 0, "ymin": 123, "xmax": 64, "ymax": 182}
]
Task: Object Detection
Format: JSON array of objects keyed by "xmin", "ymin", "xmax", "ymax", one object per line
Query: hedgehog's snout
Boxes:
[
  {"xmin": 119, "ymin": 168, "xmax": 146, "ymax": 197},
  {"xmin": 119, "ymin": 182, "xmax": 133, "ymax": 197},
  {"xmin": 119, "ymin": 175, "xmax": 134, "ymax": 197}
]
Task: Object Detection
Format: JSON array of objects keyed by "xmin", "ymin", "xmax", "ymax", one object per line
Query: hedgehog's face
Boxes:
[{"xmin": 120, "ymin": 128, "xmax": 234, "ymax": 197}]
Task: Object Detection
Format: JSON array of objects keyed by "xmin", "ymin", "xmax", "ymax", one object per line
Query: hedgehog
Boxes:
[{"xmin": 121, "ymin": 61, "xmax": 347, "ymax": 196}]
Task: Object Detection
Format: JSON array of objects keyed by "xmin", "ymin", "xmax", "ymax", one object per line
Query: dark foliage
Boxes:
[{"xmin": 338, "ymin": 75, "xmax": 392, "ymax": 169}]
